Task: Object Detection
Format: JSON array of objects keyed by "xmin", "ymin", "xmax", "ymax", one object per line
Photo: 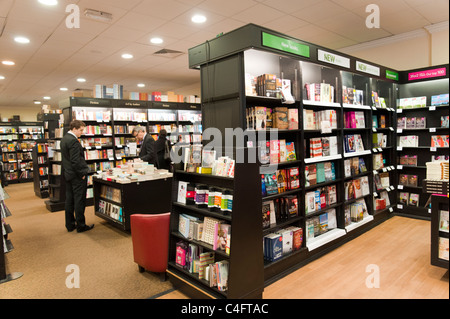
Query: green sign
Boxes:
[
  {"xmin": 262, "ymin": 32, "xmax": 310, "ymax": 58},
  {"xmin": 386, "ymin": 70, "xmax": 399, "ymax": 81}
]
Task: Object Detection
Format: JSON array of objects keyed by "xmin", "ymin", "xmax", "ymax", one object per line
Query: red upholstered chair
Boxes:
[{"xmin": 130, "ymin": 213, "xmax": 170, "ymax": 281}]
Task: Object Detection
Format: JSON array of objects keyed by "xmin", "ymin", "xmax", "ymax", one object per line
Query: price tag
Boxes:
[
  {"xmin": 372, "ymin": 106, "xmax": 377, "ymax": 111},
  {"xmin": 373, "ymin": 128, "xmax": 377, "ymax": 132},
  {"xmin": 117, "ymin": 145, "xmax": 122, "ymax": 148},
  {"xmin": 97, "ymin": 120, "xmax": 103, "ymax": 123},
  {"xmin": 429, "ymin": 106, "xmax": 436, "ymax": 111},
  {"xmin": 373, "ymin": 148, "xmax": 378, "ymax": 153},
  {"xmin": 397, "ymin": 165, "xmax": 403, "ymax": 170},
  {"xmin": 382, "ymin": 168, "xmax": 387, "ymax": 172},
  {"xmin": 116, "ymin": 156, "xmax": 122, "ymax": 160},
  {"xmin": 96, "ymin": 146, "xmax": 101, "ymax": 149},
  {"xmin": 390, "ymin": 185, "xmax": 395, "ymax": 190},
  {"xmin": 373, "ymin": 170, "xmax": 378, "ymax": 175},
  {"xmin": 430, "ymin": 147, "xmax": 437, "ymax": 152},
  {"xmin": 373, "ymin": 192, "xmax": 378, "ymax": 197},
  {"xmin": 85, "ymin": 146, "xmax": 91, "ymax": 150},
  {"xmin": 429, "ymin": 128, "xmax": 436, "ymax": 132},
  {"xmin": 398, "ymin": 185, "xmax": 404, "ymax": 190},
  {"xmin": 387, "ymin": 166, "xmax": 392, "ymax": 171},
  {"xmin": 389, "ymin": 207, "xmax": 394, "ymax": 213},
  {"xmin": 397, "ymin": 146, "xmax": 403, "ymax": 151},
  {"xmin": 108, "ymin": 157, "xmax": 114, "ymax": 161},
  {"xmin": 386, "ymin": 187, "xmax": 391, "ymax": 192},
  {"xmin": 397, "ymin": 129, "xmax": 403, "ymax": 133},
  {"xmin": 428, "ymin": 209, "xmax": 432, "ymax": 214},
  {"xmin": 378, "ymin": 148, "xmax": 382, "ymax": 152},
  {"xmin": 389, "ymin": 127, "xmax": 394, "ymax": 131},
  {"xmin": 397, "ymin": 204, "xmax": 403, "ymax": 210},
  {"xmin": 397, "ymin": 109, "xmax": 403, "ymax": 113},
  {"xmin": 390, "ymin": 166, "xmax": 395, "ymax": 170}
]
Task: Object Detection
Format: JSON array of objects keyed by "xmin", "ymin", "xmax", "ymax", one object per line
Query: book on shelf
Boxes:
[
  {"xmin": 431, "ymin": 135, "xmax": 449, "ymax": 148},
  {"xmin": 409, "ymin": 193, "xmax": 420, "ymax": 206},
  {"xmin": 399, "ymin": 192, "xmax": 409, "ymax": 205},
  {"xmin": 306, "ymin": 208, "xmax": 337, "ymax": 239},
  {"xmin": 431, "ymin": 94, "xmax": 449, "ymax": 106},
  {"xmin": 438, "ymin": 237, "xmax": 449, "ymax": 261},
  {"xmin": 439, "ymin": 210, "xmax": 449, "ymax": 232}
]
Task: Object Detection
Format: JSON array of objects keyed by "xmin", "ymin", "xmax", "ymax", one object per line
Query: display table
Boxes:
[{"xmin": 93, "ymin": 176, "xmax": 172, "ymax": 231}]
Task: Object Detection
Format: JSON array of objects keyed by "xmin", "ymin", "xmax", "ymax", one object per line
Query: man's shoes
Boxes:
[
  {"xmin": 77, "ymin": 224, "xmax": 94, "ymax": 233},
  {"xmin": 67, "ymin": 227, "xmax": 76, "ymax": 232}
]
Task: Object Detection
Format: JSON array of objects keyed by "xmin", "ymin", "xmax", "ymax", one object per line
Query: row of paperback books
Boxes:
[
  {"xmin": 398, "ymin": 136, "xmax": 419, "ymax": 147},
  {"xmin": 344, "ymin": 111, "xmax": 366, "ymax": 129},
  {"xmin": 86, "ymin": 161, "xmax": 114, "ymax": 172},
  {"xmin": 344, "ymin": 134, "xmax": 365, "ymax": 153},
  {"xmin": 183, "ymin": 147, "xmax": 235, "ymax": 178},
  {"xmin": 304, "ymin": 82, "xmax": 335, "ymax": 103},
  {"xmin": 113, "ymin": 111, "xmax": 146, "ymax": 122},
  {"xmin": 305, "ymin": 161, "xmax": 336, "ymax": 187},
  {"xmin": 309, "ymin": 136, "xmax": 338, "ymax": 158},
  {"xmin": 305, "ymin": 185, "xmax": 337, "ymax": 215},
  {"xmin": 98, "ymin": 199, "xmax": 123, "ymax": 221},
  {"xmin": 344, "ymin": 156, "xmax": 367, "ymax": 177},
  {"xmin": 83, "ymin": 124, "xmax": 113, "ymax": 135},
  {"xmin": 262, "ymin": 196, "xmax": 298, "ymax": 228},
  {"xmin": 246, "ymin": 106, "xmax": 298, "ymax": 130},
  {"xmin": 73, "ymin": 109, "xmax": 111, "ymax": 122},
  {"xmin": 397, "ymin": 96, "xmax": 427, "ymax": 109},
  {"xmin": 303, "ymin": 109, "xmax": 337, "ymax": 130},
  {"xmin": 374, "ymin": 172, "xmax": 391, "ymax": 190},
  {"xmin": 81, "ymin": 137, "xmax": 113, "ymax": 148},
  {"xmin": 261, "ymin": 167, "xmax": 300, "ymax": 196},
  {"xmin": 372, "ymin": 114, "xmax": 387, "ymax": 128},
  {"xmin": 306, "ymin": 208, "xmax": 337, "ymax": 240},
  {"xmin": 259, "ymin": 139, "xmax": 297, "ymax": 164},
  {"xmin": 99, "ymin": 185, "xmax": 121, "ymax": 203},
  {"xmin": 399, "ymin": 174, "xmax": 419, "ymax": 187},
  {"xmin": 342, "ymin": 87, "xmax": 364, "ymax": 105},
  {"xmin": 431, "ymin": 135, "xmax": 449, "ymax": 148},
  {"xmin": 263, "ymin": 226, "xmax": 303, "ymax": 262},
  {"xmin": 371, "ymin": 92, "xmax": 389, "ymax": 108},
  {"xmin": 345, "ymin": 199, "xmax": 368, "ymax": 224},
  {"xmin": 344, "ymin": 176, "xmax": 370, "ymax": 201},
  {"xmin": 398, "ymin": 192, "xmax": 420, "ymax": 207},
  {"xmin": 177, "ymin": 181, "xmax": 233, "ymax": 214},
  {"xmin": 175, "ymin": 243, "xmax": 229, "ymax": 291},
  {"xmin": 38, "ymin": 167, "xmax": 48, "ymax": 176},
  {"xmin": 397, "ymin": 117, "xmax": 426, "ymax": 129},
  {"xmin": 398, "ymin": 155, "xmax": 418, "ymax": 166},
  {"xmin": 84, "ymin": 149, "xmax": 114, "ymax": 161},
  {"xmin": 178, "ymin": 214, "xmax": 230, "ymax": 254}
]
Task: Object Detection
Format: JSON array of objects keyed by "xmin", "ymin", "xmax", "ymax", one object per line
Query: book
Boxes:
[
  {"xmin": 439, "ymin": 210, "xmax": 449, "ymax": 232},
  {"xmin": 399, "ymin": 192, "xmax": 409, "ymax": 205},
  {"xmin": 409, "ymin": 193, "xmax": 419, "ymax": 206},
  {"xmin": 177, "ymin": 181, "xmax": 188, "ymax": 204},
  {"xmin": 288, "ymin": 109, "xmax": 298, "ymax": 130},
  {"xmin": 285, "ymin": 142, "xmax": 296, "ymax": 161}
]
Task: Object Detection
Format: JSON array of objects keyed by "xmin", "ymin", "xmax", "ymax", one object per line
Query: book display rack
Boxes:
[
  {"xmin": 396, "ymin": 66, "xmax": 449, "ymax": 219},
  {"xmin": 0, "ymin": 184, "xmax": 23, "ymax": 285},
  {"xmin": 1, "ymin": 121, "xmax": 44, "ymax": 185},
  {"xmin": 167, "ymin": 23, "xmax": 449, "ymax": 299},
  {"xmin": 430, "ymin": 194, "xmax": 449, "ymax": 268}
]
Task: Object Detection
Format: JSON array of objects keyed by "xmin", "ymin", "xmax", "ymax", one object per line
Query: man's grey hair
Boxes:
[{"xmin": 132, "ymin": 125, "xmax": 146, "ymax": 135}]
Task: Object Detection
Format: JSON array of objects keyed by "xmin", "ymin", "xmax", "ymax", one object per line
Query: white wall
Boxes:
[{"xmin": 339, "ymin": 22, "xmax": 449, "ymax": 71}]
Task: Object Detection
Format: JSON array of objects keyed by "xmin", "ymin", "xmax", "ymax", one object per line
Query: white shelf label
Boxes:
[
  {"xmin": 389, "ymin": 127, "xmax": 394, "ymax": 131},
  {"xmin": 373, "ymin": 170, "xmax": 378, "ymax": 175},
  {"xmin": 429, "ymin": 106, "xmax": 436, "ymax": 111},
  {"xmin": 373, "ymin": 128, "xmax": 377, "ymax": 132},
  {"xmin": 397, "ymin": 109, "xmax": 403, "ymax": 113},
  {"xmin": 430, "ymin": 147, "xmax": 437, "ymax": 152},
  {"xmin": 398, "ymin": 185, "xmax": 404, "ymax": 190},
  {"xmin": 397, "ymin": 165, "xmax": 403, "ymax": 170},
  {"xmin": 373, "ymin": 148, "xmax": 378, "ymax": 153},
  {"xmin": 397, "ymin": 129, "xmax": 403, "ymax": 133},
  {"xmin": 378, "ymin": 148, "xmax": 382, "ymax": 152},
  {"xmin": 429, "ymin": 128, "xmax": 436, "ymax": 132},
  {"xmin": 389, "ymin": 207, "xmax": 394, "ymax": 213},
  {"xmin": 397, "ymin": 146, "xmax": 403, "ymax": 151},
  {"xmin": 373, "ymin": 192, "xmax": 378, "ymax": 197},
  {"xmin": 397, "ymin": 204, "xmax": 404, "ymax": 210}
]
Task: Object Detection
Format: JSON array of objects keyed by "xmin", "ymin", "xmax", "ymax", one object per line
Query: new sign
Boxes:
[
  {"xmin": 262, "ymin": 32, "xmax": 310, "ymax": 58},
  {"xmin": 356, "ymin": 61, "xmax": 380, "ymax": 76},
  {"xmin": 318, "ymin": 50, "xmax": 350, "ymax": 68}
]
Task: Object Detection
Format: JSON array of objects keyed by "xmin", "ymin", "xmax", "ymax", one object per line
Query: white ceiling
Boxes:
[{"xmin": 0, "ymin": 0, "xmax": 448, "ymax": 110}]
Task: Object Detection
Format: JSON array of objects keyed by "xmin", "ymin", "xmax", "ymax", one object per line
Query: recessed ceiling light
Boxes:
[
  {"xmin": 77, "ymin": 78, "xmax": 86, "ymax": 82},
  {"xmin": 192, "ymin": 14, "xmax": 207, "ymax": 24},
  {"xmin": 137, "ymin": 83, "xmax": 145, "ymax": 88},
  {"xmin": 14, "ymin": 36, "xmax": 30, "ymax": 44},
  {"xmin": 34, "ymin": 101, "xmax": 41, "ymax": 104},
  {"xmin": 150, "ymin": 37, "xmax": 163, "ymax": 44},
  {"xmin": 121, "ymin": 53, "xmax": 133, "ymax": 59},
  {"xmin": 38, "ymin": 0, "xmax": 58, "ymax": 5},
  {"xmin": 60, "ymin": 87, "xmax": 68, "ymax": 91},
  {"xmin": 2, "ymin": 60, "xmax": 15, "ymax": 66},
  {"xmin": 43, "ymin": 96, "xmax": 51, "ymax": 100},
  {"xmin": 0, "ymin": 75, "xmax": 5, "ymax": 80}
]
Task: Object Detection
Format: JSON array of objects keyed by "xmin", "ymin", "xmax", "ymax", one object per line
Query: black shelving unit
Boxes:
[
  {"xmin": 171, "ymin": 23, "xmax": 402, "ymax": 298},
  {"xmin": 396, "ymin": 65, "xmax": 449, "ymax": 220},
  {"xmin": 430, "ymin": 194, "xmax": 449, "ymax": 269},
  {"xmin": 32, "ymin": 142, "xmax": 49, "ymax": 198},
  {"xmin": 93, "ymin": 176, "xmax": 173, "ymax": 231}
]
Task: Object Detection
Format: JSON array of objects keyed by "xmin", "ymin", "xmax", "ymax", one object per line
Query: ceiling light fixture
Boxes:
[
  {"xmin": 2, "ymin": 60, "xmax": 15, "ymax": 66},
  {"xmin": 14, "ymin": 36, "xmax": 30, "ymax": 44},
  {"xmin": 191, "ymin": 14, "xmax": 207, "ymax": 23},
  {"xmin": 150, "ymin": 37, "xmax": 163, "ymax": 44},
  {"xmin": 137, "ymin": 83, "xmax": 145, "ymax": 88},
  {"xmin": 0, "ymin": 75, "xmax": 5, "ymax": 80},
  {"xmin": 60, "ymin": 87, "xmax": 68, "ymax": 91},
  {"xmin": 34, "ymin": 101, "xmax": 41, "ymax": 104},
  {"xmin": 121, "ymin": 53, "xmax": 133, "ymax": 59},
  {"xmin": 77, "ymin": 78, "xmax": 86, "ymax": 83},
  {"xmin": 38, "ymin": 0, "xmax": 58, "ymax": 5},
  {"xmin": 43, "ymin": 96, "xmax": 51, "ymax": 100},
  {"xmin": 84, "ymin": 9, "xmax": 113, "ymax": 22}
]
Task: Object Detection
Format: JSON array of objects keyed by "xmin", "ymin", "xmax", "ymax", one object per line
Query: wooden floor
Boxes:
[{"xmin": 159, "ymin": 215, "xmax": 449, "ymax": 299}]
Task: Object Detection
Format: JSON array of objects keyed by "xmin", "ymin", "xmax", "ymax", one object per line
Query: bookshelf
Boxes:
[
  {"xmin": 182, "ymin": 23, "xmax": 400, "ymax": 296},
  {"xmin": 430, "ymin": 194, "xmax": 449, "ymax": 268},
  {"xmin": 45, "ymin": 137, "xmax": 66, "ymax": 212},
  {"xmin": 93, "ymin": 176, "xmax": 172, "ymax": 231},
  {"xmin": 396, "ymin": 65, "xmax": 449, "ymax": 219},
  {"xmin": 32, "ymin": 142, "xmax": 49, "ymax": 198}
]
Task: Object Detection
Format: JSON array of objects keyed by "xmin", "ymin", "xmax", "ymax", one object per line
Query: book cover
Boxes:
[
  {"xmin": 254, "ymin": 106, "xmax": 267, "ymax": 130},
  {"xmin": 288, "ymin": 108, "xmax": 298, "ymax": 130},
  {"xmin": 287, "ymin": 167, "xmax": 300, "ymax": 190},
  {"xmin": 409, "ymin": 193, "xmax": 419, "ymax": 206},
  {"xmin": 285, "ymin": 142, "xmax": 296, "ymax": 161},
  {"xmin": 269, "ymin": 140, "xmax": 280, "ymax": 164},
  {"xmin": 276, "ymin": 169, "xmax": 287, "ymax": 193},
  {"xmin": 274, "ymin": 107, "xmax": 289, "ymax": 130},
  {"xmin": 399, "ymin": 192, "xmax": 409, "ymax": 205}
]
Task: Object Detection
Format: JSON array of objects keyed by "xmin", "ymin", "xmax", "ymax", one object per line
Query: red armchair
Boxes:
[{"xmin": 130, "ymin": 213, "xmax": 171, "ymax": 281}]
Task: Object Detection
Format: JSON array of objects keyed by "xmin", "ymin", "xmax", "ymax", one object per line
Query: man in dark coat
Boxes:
[
  {"xmin": 60, "ymin": 120, "xmax": 94, "ymax": 233},
  {"xmin": 132, "ymin": 125, "xmax": 158, "ymax": 167},
  {"xmin": 155, "ymin": 129, "xmax": 171, "ymax": 170}
]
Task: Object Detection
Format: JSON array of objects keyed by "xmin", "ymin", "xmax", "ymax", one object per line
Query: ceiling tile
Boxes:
[{"xmin": 232, "ymin": 3, "xmax": 285, "ymax": 25}]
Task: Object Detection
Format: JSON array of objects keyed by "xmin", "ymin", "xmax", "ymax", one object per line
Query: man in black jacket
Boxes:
[
  {"xmin": 132, "ymin": 125, "xmax": 158, "ymax": 167},
  {"xmin": 61, "ymin": 120, "xmax": 94, "ymax": 233}
]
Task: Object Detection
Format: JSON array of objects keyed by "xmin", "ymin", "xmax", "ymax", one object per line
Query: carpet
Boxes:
[{"xmin": 0, "ymin": 183, "xmax": 174, "ymax": 299}]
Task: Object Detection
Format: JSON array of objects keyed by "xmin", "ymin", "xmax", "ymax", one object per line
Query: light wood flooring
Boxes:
[{"xmin": 159, "ymin": 216, "xmax": 449, "ymax": 299}]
